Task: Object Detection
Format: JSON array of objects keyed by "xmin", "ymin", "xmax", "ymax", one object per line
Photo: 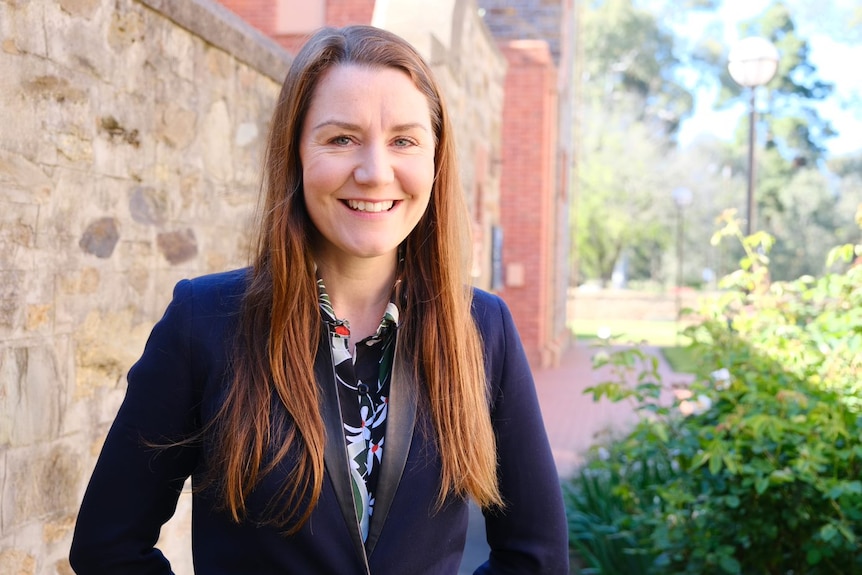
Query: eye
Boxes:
[
  {"xmin": 393, "ymin": 137, "xmax": 418, "ymax": 147},
  {"xmin": 330, "ymin": 135, "xmax": 352, "ymax": 146}
]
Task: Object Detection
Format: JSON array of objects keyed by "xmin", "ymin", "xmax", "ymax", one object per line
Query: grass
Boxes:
[
  {"xmin": 570, "ymin": 318, "xmax": 687, "ymax": 348},
  {"xmin": 570, "ymin": 318, "xmax": 698, "ymax": 374}
]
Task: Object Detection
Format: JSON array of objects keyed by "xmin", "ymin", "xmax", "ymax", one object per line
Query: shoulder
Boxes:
[
  {"xmin": 178, "ymin": 267, "xmax": 251, "ymax": 296},
  {"xmin": 470, "ymin": 287, "xmax": 514, "ymax": 334},
  {"xmin": 170, "ymin": 267, "xmax": 251, "ymax": 311},
  {"xmin": 470, "ymin": 288, "xmax": 534, "ymax": 407},
  {"xmin": 470, "ymin": 287, "xmax": 522, "ymax": 364}
]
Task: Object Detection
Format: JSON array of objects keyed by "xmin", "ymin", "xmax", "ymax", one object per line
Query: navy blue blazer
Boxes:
[{"xmin": 70, "ymin": 269, "xmax": 569, "ymax": 574}]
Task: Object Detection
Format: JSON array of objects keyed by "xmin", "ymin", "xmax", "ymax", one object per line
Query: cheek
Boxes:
[
  {"xmin": 303, "ymin": 155, "xmax": 350, "ymax": 195},
  {"xmin": 401, "ymin": 158, "xmax": 435, "ymax": 199}
]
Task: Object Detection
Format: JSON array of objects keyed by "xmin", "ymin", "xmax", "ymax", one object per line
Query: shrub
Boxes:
[{"xmin": 565, "ymin": 211, "xmax": 862, "ymax": 574}]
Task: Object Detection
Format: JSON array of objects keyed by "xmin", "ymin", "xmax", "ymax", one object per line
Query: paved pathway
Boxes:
[{"xmin": 459, "ymin": 341, "xmax": 693, "ymax": 573}]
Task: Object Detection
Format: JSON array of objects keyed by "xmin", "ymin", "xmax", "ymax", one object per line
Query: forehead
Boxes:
[{"xmin": 305, "ymin": 64, "xmax": 432, "ymax": 126}]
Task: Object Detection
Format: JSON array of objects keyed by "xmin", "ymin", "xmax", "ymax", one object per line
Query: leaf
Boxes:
[
  {"xmin": 691, "ymin": 451, "xmax": 711, "ymax": 470},
  {"xmin": 820, "ymin": 523, "xmax": 838, "ymax": 543},
  {"xmin": 709, "ymin": 450, "xmax": 723, "ymax": 475},
  {"xmin": 651, "ymin": 422, "xmax": 669, "ymax": 443},
  {"xmin": 844, "ymin": 480, "xmax": 862, "ymax": 495},
  {"xmin": 755, "ymin": 476, "xmax": 770, "ymax": 494},
  {"xmin": 837, "ymin": 522, "xmax": 856, "ymax": 544},
  {"xmin": 826, "ymin": 243, "xmax": 855, "ymax": 267},
  {"xmin": 718, "ymin": 554, "xmax": 741, "ymax": 574},
  {"xmin": 806, "ymin": 548, "xmax": 822, "ymax": 565}
]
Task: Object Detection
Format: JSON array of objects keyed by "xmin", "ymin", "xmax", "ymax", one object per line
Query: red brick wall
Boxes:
[
  {"xmin": 497, "ymin": 40, "xmax": 558, "ymax": 368},
  {"xmin": 325, "ymin": 0, "xmax": 375, "ymax": 26},
  {"xmin": 219, "ymin": 0, "xmax": 278, "ymax": 35},
  {"xmin": 217, "ymin": 1, "xmax": 376, "ymax": 53}
]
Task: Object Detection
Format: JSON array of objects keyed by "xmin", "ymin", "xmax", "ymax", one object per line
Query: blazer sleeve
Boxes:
[
  {"xmin": 473, "ymin": 293, "xmax": 570, "ymax": 574},
  {"xmin": 70, "ymin": 279, "xmax": 202, "ymax": 574}
]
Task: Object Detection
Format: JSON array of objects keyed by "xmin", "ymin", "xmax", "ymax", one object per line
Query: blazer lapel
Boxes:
[
  {"xmin": 315, "ymin": 327, "xmax": 369, "ymax": 570},
  {"xmin": 364, "ymin": 340, "xmax": 417, "ymax": 556}
]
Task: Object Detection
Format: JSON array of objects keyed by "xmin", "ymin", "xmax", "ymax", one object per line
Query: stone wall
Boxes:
[{"xmin": 0, "ymin": 0, "xmax": 289, "ymax": 572}]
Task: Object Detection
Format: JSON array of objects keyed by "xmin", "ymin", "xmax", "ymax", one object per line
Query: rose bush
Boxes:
[{"xmin": 565, "ymin": 210, "xmax": 862, "ymax": 574}]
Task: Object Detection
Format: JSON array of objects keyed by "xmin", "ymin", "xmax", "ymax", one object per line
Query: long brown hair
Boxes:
[{"xmin": 210, "ymin": 25, "xmax": 501, "ymax": 532}]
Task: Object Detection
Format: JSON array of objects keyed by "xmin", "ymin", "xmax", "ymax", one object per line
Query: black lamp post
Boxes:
[{"xmin": 727, "ymin": 37, "xmax": 780, "ymax": 237}]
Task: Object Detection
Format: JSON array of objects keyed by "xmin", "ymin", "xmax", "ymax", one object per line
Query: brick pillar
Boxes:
[{"xmin": 497, "ymin": 40, "xmax": 558, "ymax": 368}]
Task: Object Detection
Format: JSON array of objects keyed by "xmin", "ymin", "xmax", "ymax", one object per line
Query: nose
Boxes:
[{"xmin": 353, "ymin": 142, "xmax": 395, "ymax": 186}]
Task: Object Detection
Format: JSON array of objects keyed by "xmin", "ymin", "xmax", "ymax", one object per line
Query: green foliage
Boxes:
[
  {"xmin": 581, "ymin": 0, "xmax": 693, "ymax": 133},
  {"xmin": 565, "ymin": 213, "xmax": 862, "ymax": 573},
  {"xmin": 575, "ymin": 122, "xmax": 674, "ymax": 284},
  {"xmin": 574, "ymin": 0, "xmax": 695, "ymax": 285}
]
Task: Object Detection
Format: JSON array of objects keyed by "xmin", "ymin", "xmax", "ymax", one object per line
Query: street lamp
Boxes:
[
  {"xmin": 672, "ymin": 186, "xmax": 693, "ymax": 339},
  {"xmin": 727, "ymin": 36, "xmax": 779, "ymax": 237}
]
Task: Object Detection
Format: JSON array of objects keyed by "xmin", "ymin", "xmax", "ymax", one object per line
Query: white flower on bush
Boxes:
[
  {"xmin": 711, "ymin": 367, "xmax": 731, "ymax": 390},
  {"xmin": 679, "ymin": 394, "xmax": 713, "ymax": 416},
  {"xmin": 597, "ymin": 446, "xmax": 610, "ymax": 461},
  {"xmin": 597, "ymin": 326, "xmax": 613, "ymax": 340},
  {"xmin": 592, "ymin": 350, "xmax": 610, "ymax": 364}
]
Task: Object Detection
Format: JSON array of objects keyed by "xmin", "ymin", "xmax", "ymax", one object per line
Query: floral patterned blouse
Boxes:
[{"xmin": 317, "ymin": 277, "xmax": 400, "ymax": 542}]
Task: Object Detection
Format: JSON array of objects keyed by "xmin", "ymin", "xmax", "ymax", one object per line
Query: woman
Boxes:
[{"xmin": 70, "ymin": 25, "xmax": 568, "ymax": 574}]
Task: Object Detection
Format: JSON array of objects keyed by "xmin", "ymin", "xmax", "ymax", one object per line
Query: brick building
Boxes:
[
  {"xmin": 477, "ymin": 0, "xmax": 576, "ymax": 367},
  {"xmin": 217, "ymin": 0, "xmax": 575, "ymax": 367}
]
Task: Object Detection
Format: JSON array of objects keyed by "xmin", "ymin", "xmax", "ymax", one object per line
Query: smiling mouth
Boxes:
[{"xmin": 345, "ymin": 200, "xmax": 396, "ymax": 213}]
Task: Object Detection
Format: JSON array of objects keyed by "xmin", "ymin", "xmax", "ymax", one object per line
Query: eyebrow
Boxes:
[{"xmin": 311, "ymin": 120, "xmax": 430, "ymax": 133}]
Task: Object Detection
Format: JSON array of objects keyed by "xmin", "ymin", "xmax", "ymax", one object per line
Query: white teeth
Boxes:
[{"xmin": 347, "ymin": 200, "xmax": 394, "ymax": 213}]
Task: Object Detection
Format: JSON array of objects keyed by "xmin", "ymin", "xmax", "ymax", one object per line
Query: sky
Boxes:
[{"xmin": 675, "ymin": 0, "xmax": 862, "ymax": 157}]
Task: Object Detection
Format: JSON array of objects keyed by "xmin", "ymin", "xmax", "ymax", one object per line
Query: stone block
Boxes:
[
  {"xmin": 21, "ymin": 74, "xmax": 88, "ymax": 106},
  {"xmin": 0, "ymin": 151, "xmax": 53, "ymax": 205},
  {"xmin": 92, "ymin": 114, "xmax": 155, "ymax": 180},
  {"xmin": 78, "ymin": 217, "xmax": 120, "ymax": 259},
  {"xmin": 0, "ymin": 345, "xmax": 61, "ymax": 447},
  {"xmin": 59, "ymin": 0, "xmax": 101, "ymax": 19},
  {"xmin": 0, "ymin": 444, "xmax": 84, "ymax": 573},
  {"xmin": 202, "ymin": 100, "xmax": 234, "ymax": 183},
  {"xmin": 129, "ymin": 185, "xmax": 169, "ymax": 225},
  {"xmin": 205, "ymin": 45, "xmax": 236, "ymax": 82},
  {"xmin": 0, "ymin": 548, "xmax": 36, "ymax": 575},
  {"xmin": 57, "ymin": 268, "xmax": 101, "ymax": 296},
  {"xmin": 24, "ymin": 304, "xmax": 52, "ymax": 333},
  {"xmin": 55, "ymin": 132, "xmax": 94, "ymax": 165},
  {"xmin": 107, "ymin": 7, "xmax": 145, "ymax": 53},
  {"xmin": 160, "ymin": 21, "xmax": 197, "ymax": 83},
  {"xmin": 156, "ymin": 229, "xmax": 198, "ymax": 265},
  {"xmin": 0, "ymin": 202, "xmax": 39, "ymax": 272},
  {"xmin": 72, "ymin": 308, "xmax": 149, "ymax": 399},
  {"xmin": 0, "ymin": 1, "xmax": 48, "ymax": 57},
  {"xmin": 2, "ymin": 441, "xmax": 82, "ymax": 530},
  {"xmin": 158, "ymin": 106, "xmax": 198, "ymax": 150}
]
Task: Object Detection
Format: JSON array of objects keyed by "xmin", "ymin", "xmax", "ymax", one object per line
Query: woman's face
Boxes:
[{"xmin": 300, "ymin": 64, "xmax": 436, "ymax": 268}]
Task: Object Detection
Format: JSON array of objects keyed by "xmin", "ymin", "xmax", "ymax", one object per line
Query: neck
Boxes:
[{"xmin": 316, "ymin": 254, "xmax": 398, "ymax": 342}]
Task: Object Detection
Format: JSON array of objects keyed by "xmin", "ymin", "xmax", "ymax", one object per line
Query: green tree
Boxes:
[
  {"xmin": 581, "ymin": 0, "xmax": 694, "ymax": 134},
  {"xmin": 574, "ymin": 0, "xmax": 697, "ymax": 285},
  {"xmin": 576, "ymin": 119, "xmax": 673, "ymax": 285}
]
